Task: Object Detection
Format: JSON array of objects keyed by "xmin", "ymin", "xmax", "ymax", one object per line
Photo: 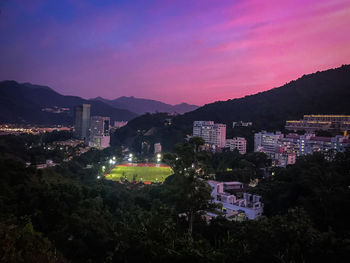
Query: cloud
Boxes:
[{"xmin": 0, "ymin": 0, "xmax": 349, "ymax": 105}]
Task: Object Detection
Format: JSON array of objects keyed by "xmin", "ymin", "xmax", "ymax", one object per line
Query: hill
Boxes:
[
  {"xmin": 112, "ymin": 65, "xmax": 350, "ymax": 152},
  {"xmin": 0, "ymin": 81, "xmax": 138, "ymax": 125},
  {"xmin": 91, "ymin": 96, "xmax": 198, "ymax": 115}
]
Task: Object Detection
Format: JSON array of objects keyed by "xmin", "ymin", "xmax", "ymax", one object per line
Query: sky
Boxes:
[{"xmin": 0, "ymin": 0, "xmax": 349, "ymax": 105}]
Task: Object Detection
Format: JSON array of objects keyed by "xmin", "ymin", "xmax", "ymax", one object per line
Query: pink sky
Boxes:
[{"xmin": 0, "ymin": 0, "xmax": 349, "ymax": 105}]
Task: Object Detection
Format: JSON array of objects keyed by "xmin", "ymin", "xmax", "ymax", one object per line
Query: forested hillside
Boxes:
[
  {"xmin": 112, "ymin": 65, "xmax": 350, "ymax": 152},
  {"xmin": 1, "ymin": 134, "xmax": 350, "ymax": 262}
]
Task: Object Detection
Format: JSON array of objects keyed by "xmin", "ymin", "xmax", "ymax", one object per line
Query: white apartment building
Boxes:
[
  {"xmin": 193, "ymin": 121, "xmax": 227, "ymax": 148},
  {"xmin": 254, "ymin": 131, "xmax": 283, "ymax": 158},
  {"xmin": 226, "ymin": 137, "xmax": 247, "ymax": 154},
  {"xmin": 208, "ymin": 181, "xmax": 263, "ymax": 220}
]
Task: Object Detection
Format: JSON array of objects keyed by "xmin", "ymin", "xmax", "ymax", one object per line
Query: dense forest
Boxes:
[
  {"xmin": 1, "ymin": 134, "xmax": 350, "ymax": 262},
  {"xmin": 112, "ymin": 65, "xmax": 350, "ymax": 152}
]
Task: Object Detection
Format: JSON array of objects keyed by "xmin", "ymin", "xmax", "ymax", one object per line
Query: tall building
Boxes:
[
  {"xmin": 193, "ymin": 121, "xmax": 226, "ymax": 148},
  {"xmin": 254, "ymin": 131, "xmax": 283, "ymax": 158},
  {"xmin": 74, "ymin": 104, "xmax": 91, "ymax": 140},
  {"xmin": 89, "ymin": 116, "xmax": 110, "ymax": 149},
  {"xmin": 226, "ymin": 137, "xmax": 247, "ymax": 154}
]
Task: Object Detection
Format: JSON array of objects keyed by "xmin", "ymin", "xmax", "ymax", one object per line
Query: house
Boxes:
[{"xmin": 208, "ymin": 181, "xmax": 263, "ymax": 220}]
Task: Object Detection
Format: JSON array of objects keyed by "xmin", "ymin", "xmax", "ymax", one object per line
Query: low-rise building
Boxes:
[
  {"xmin": 232, "ymin": 121, "xmax": 253, "ymax": 128},
  {"xmin": 208, "ymin": 181, "xmax": 263, "ymax": 220},
  {"xmin": 286, "ymin": 114, "xmax": 350, "ymax": 133},
  {"xmin": 254, "ymin": 130, "xmax": 350, "ymax": 167}
]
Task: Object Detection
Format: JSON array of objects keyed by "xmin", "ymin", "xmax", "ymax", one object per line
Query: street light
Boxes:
[
  {"xmin": 112, "ymin": 156, "xmax": 116, "ymax": 160},
  {"xmin": 129, "ymin": 153, "xmax": 133, "ymax": 158}
]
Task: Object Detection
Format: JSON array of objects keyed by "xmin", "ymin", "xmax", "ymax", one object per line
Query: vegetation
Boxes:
[
  {"xmin": 112, "ymin": 65, "xmax": 350, "ymax": 152},
  {"xmin": 0, "ymin": 134, "xmax": 350, "ymax": 262}
]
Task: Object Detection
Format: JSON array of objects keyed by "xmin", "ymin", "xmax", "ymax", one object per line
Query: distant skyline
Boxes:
[{"xmin": 0, "ymin": 0, "xmax": 349, "ymax": 105}]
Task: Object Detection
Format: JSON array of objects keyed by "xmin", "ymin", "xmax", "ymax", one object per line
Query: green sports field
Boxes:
[{"xmin": 105, "ymin": 164, "xmax": 173, "ymax": 183}]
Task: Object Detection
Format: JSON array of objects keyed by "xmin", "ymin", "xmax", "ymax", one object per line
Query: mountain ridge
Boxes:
[
  {"xmin": 91, "ymin": 96, "xmax": 199, "ymax": 115},
  {"xmin": 0, "ymin": 81, "xmax": 138, "ymax": 125},
  {"xmin": 112, "ymin": 64, "xmax": 350, "ymax": 151}
]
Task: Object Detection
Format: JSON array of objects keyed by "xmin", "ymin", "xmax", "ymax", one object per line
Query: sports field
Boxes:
[{"xmin": 105, "ymin": 163, "xmax": 173, "ymax": 183}]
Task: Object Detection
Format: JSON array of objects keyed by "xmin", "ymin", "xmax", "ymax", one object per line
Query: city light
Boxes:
[
  {"xmin": 157, "ymin": 153, "xmax": 161, "ymax": 158},
  {"xmin": 102, "ymin": 166, "xmax": 106, "ymax": 172},
  {"xmin": 97, "ymin": 176, "xmax": 101, "ymax": 179},
  {"xmin": 129, "ymin": 153, "xmax": 133, "ymax": 158},
  {"xmin": 112, "ymin": 156, "xmax": 116, "ymax": 160}
]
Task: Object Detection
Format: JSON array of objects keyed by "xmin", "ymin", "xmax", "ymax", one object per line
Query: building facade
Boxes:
[
  {"xmin": 254, "ymin": 131, "xmax": 283, "ymax": 159},
  {"xmin": 74, "ymin": 104, "xmax": 91, "ymax": 141},
  {"xmin": 254, "ymin": 130, "xmax": 350, "ymax": 167},
  {"xmin": 226, "ymin": 137, "xmax": 247, "ymax": 154},
  {"xmin": 286, "ymin": 114, "xmax": 350, "ymax": 133},
  {"xmin": 208, "ymin": 181, "xmax": 263, "ymax": 220},
  {"xmin": 89, "ymin": 116, "xmax": 110, "ymax": 149},
  {"xmin": 193, "ymin": 121, "xmax": 226, "ymax": 148},
  {"xmin": 232, "ymin": 121, "xmax": 252, "ymax": 128}
]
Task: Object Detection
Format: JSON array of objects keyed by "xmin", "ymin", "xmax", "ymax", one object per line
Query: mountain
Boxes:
[
  {"xmin": 91, "ymin": 96, "xmax": 199, "ymax": 115},
  {"xmin": 0, "ymin": 81, "xmax": 138, "ymax": 125},
  {"xmin": 112, "ymin": 65, "xmax": 350, "ymax": 151}
]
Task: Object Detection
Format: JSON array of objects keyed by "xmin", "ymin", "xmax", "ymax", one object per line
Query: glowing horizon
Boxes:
[{"xmin": 0, "ymin": 0, "xmax": 349, "ymax": 105}]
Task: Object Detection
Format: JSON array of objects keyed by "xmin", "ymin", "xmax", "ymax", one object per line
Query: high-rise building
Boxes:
[
  {"xmin": 226, "ymin": 137, "xmax": 247, "ymax": 154},
  {"xmin": 254, "ymin": 131, "xmax": 283, "ymax": 159},
  {"xmin": 89, "ymin": 116, "xmax": 110, "ymax": 149},
  {"xmin": 74, "ymin": 104, "xmax": 91, "ymax": 140},
  {"xmin": 193, "ymin": 121, "xmax": 226, "ymax": 148}
]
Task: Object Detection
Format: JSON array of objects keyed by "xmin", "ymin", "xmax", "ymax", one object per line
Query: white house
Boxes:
[{"xmin": 208, "ymin": 181, "xmax": 263, "ymax": 220}]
